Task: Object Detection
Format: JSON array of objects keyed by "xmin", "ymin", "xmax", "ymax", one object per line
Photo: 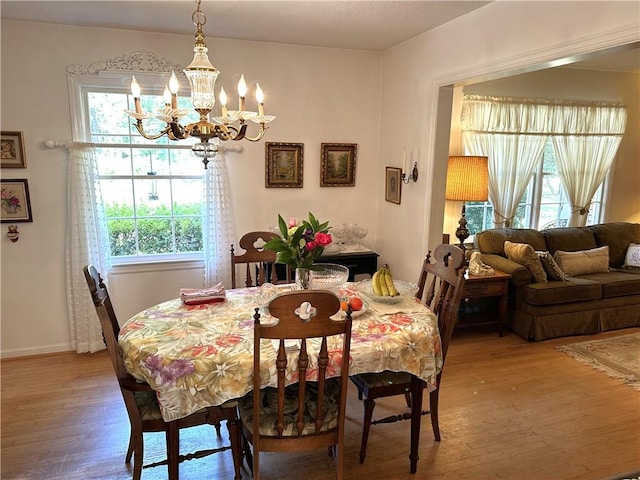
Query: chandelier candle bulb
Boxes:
[
  {"xmin": 169, "ymin": 71, "xmax": 179, "ymax": 109},
  {"xmin": 219, "ymin": 87, "xmax": 228, "ymax": 117},
  {"xmin": 256, "ymin": 84, "xmax": 265, "ymax": 116},
  {"xmin": 163, "ymin": 86, "xmax": 171, "ymax": 107},
  {"xmin": 238, "ymin": 74, "xmax": 247, "ymax": 112},
  {"xmin": 131, "ymin": 76, "xmax": 142, "ymax": 114}
]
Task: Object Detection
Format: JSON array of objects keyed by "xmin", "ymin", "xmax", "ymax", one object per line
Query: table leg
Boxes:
[
  {"xmin": 498, "ymin": 291, "xmax": 508, "ymax": 337},
  {"xmin": 409, "ymin": 374, "xmax": 423, "ymax": 473}
]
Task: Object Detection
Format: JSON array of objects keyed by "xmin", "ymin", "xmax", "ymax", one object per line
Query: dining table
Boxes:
[{"xmin": 118, "ymin": 282, "xmax": 443, "ymax": 473}]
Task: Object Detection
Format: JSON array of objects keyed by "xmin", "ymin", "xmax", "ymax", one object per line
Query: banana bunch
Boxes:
[{"xmin": 371, "ymin": 264, "xmax": 399, "ymax": 297}]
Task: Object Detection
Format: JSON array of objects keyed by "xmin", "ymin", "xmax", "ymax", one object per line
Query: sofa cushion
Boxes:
[
  {"xmin": 537, "ymin": 251, "xmax": 569, "ymax": 281},
  {"xmin": 542, "ymin": 227, "xmax": 597, "ymax": 255},
  {"xmin": 554, "ymin": 246, "xmax": 610, "ymax": 276},
  {"xmin": 624, "ymin": 243, "xmax": 640, "ymax": 268},
  {"xmin": 576, "ymin": 271, "xmax": 640, "ymax": 299},
  {"xmin": 588, "ymin": 222, "xmax": 640, "ymax": 267},
  {"xmin": 520, "ymin": 277, "xmax": 601, "ymax": 306},
  {"xmin": 504, "ymin": 241, "xmax": 547, "ymax": 283},
  {"xmin": 475, "ymin": 228, "xmax": 546, "ymax": 256}
]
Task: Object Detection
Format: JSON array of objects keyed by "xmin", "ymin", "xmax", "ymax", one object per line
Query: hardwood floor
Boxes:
[{"xmin": 2, "ymin": 326, "xmax": 639, "ymax": 480}]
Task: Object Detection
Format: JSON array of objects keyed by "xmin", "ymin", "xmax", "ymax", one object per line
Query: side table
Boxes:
[
  {"xmin": 320, "ymin": 249, "xmax": 379, "ymax": 281},
  {"xmin": 460, "ymin": 269, "xmax": 511, "ymax": 336}
]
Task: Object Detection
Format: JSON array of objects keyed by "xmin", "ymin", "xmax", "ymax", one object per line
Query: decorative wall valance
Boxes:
[{"xmin": 66, "ymin": 50, "xmax": 183, "ymax": 75}]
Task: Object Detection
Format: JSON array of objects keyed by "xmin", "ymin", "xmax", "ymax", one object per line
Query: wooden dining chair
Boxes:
[
  {"xmin": 230, "ymin": 231, "xmax": 291, "ymax": 288},
  {"xmin": 83, "ymin": 265, "xmax": 242, "ymax": 480},
  {"xmin": 349, "ymin": 244, "xmax": 466, "ymax": 464},
  {"xmin": 237, "ymin": 290, "xmax": 353, "ymax": 480}
]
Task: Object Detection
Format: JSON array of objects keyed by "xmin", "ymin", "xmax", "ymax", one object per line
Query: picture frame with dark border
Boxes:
[
  {"xmin": 385, "ymin": 167, "xmax": 402, "ymax": 204},
  {"xmin": 265, "ymin": 142, "xmax": 304, "ymax": 188},
  {"xmin": 320, "ymin": 143, "xmax": 357, "ymax": 187},
  {"xmin": 1, "ymin": 131, "xmax": 26, "ymax": 168},
  {"xmin": 1, "ymin": 179, "xmax": 33, "ymax": 222}
]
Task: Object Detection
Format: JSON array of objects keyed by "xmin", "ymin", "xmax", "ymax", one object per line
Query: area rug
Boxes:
[{"xmin": 557, "ymin": 332, "xmax": 640, "ymax": 391}]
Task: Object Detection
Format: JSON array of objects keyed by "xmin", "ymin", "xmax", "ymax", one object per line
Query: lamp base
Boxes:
[{"xmin": 454, "ymin": 204, "xmax": 470, "ymax": 251}]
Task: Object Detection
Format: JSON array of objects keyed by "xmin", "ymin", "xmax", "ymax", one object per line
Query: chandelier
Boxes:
[{"xmin": 125, "ymin": 0, "xmax": 275, "ymax": 168}]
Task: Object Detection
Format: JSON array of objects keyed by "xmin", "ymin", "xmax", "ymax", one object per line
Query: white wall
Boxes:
[
  {"xmin": 1, "ymin": 1, "xmax": 639, "ymax": 357},
  {"xmin": 0, "ymin": 21, "xmax": 382, "ymax": 357},
  {"xmin": 376, "ymin": 0, "xmax": 639, "ymax": 285}
]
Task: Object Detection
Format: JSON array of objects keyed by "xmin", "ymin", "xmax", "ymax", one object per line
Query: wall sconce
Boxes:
[
  {"xmin": 445, "ymin": 155, "xmax": 489, "ymax": 250},
  {"xmin": 6, "ymin": 225, "xmax": 19, "ymax": 242},
  {"xmin": 401, "ymin": 147, "xmax": 418, "ymax": 184}
]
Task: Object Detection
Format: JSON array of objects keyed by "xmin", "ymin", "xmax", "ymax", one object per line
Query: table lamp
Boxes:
[{"xmin": 445, "ymin": 155, "xmax": 489, "ymax": 251}]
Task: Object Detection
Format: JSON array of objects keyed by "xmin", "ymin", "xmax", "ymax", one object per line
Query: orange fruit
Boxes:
[
  {"xmin": 349, "ymin": 297, "xmax": 363, "ymax": 311},
  {"xmin": 340, "ymin": 301, "xmax": 349, "ymax": 311}
]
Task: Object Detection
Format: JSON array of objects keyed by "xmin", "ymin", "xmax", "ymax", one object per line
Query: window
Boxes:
[
  {"xmin": 465, "ymin": 138, "xmax": 606, "ymax": 234},
  {"xmin": 70, "ymin": 74, "xmax": 204, "ymax": 263}
]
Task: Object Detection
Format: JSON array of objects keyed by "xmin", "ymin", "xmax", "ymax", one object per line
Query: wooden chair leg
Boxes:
[
  {"xmin": 242, "ymin": 434, "xmax": 253, "ymax": 474},
  {"xmin": 430, "ymin": 389, "xmax": 441, "ymax": 441},
  {"xmin": 166, "ymin": 421, "xmax": 179, "ymax": 480},
  {"xmin": 129, "ymin": 427, "xmax": 143, "ymax": 480},
  {"xmin": 225, "ymin": 413, "xmax": 243, "ymax": 480},
  {"xmin": 403, "ymin": 391, "xmax": 412, "ymax": 408},
  {"xmin": 125, "ymin": 431, "xmax": 134, "ymax": 463},
  {"xmin": 359, "ymin": 397, "xmax": 375, "ymax": 464}
]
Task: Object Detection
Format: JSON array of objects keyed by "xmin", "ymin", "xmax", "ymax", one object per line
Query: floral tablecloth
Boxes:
[{"xmin": 119, "ymin": 284, "xmax": 442, "ymax": 421}]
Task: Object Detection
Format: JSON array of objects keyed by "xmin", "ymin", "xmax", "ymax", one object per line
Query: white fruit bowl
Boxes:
[{"xmin": 356, "ymin": 279, "xmax": 419, "ymax": 304}]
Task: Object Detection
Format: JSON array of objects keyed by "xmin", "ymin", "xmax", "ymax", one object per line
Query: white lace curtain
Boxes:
[
  {"xmin": 548, "ymin": 104, "xmax": 626, "ymax": 226},
  {"xmin": 461, "ymin": 95, "xmax": 626, "ymax": 228},
  {"xmin": 462, "ymin": 96, "xmax": 548, "ymax": 227},
  {"xmin": 65, "ymin": 143, "xmax": 112, "ymax": 353},
  {"xmin": 203, "ymin": 151, "xmax": 236, "ymax": 287}
]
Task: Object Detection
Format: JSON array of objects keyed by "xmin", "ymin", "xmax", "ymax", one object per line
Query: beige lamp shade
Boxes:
[{"xmin": 445, "ymin": 155, "xmax": 489, "ymax": 201}]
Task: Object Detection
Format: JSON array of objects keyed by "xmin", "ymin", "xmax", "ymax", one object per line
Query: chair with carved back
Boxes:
[
  {"xmin": 83, "ymin": 265, "xmax": 242, "ymax": 480},
  {"xmin": 237, "ymin": 290, "xmax": 353, "ymax": 479},
  {"xmin": 230, "ymin": 231, "xmax": 291, "ymax": 288},
  {"xmin": 349, "ymin": 244, "xmax": 466, "ymax": 464}
]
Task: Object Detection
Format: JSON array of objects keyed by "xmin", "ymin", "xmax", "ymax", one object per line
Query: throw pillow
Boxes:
[
  {"xmin": 537, "ymin": 251, "xmax": 569, "ymax": 281},
  {"xmin": 504, "ymin": 240, "xmax": 548, "ymax": 283},
  {"xmin": 553, "ymin": 245, "xmax": 610, "ymax": 276},
  {"xmin": 624, "ymin": 243, "xmax": 640, "ymax": 268}
]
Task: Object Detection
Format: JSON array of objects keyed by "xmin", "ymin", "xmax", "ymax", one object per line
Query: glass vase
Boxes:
[{"xmin": 295, "ymin": 267, "xmax": 311, "ymax": 290}]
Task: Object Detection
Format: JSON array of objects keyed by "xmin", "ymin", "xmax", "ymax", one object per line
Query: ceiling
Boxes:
[
  {"xmin": 1, "ymin": 0, "xmax": 492, "ymax": 51},
  {"xmin": 1, "ymin": 1, "xmax": 638, "ymax": 70}
]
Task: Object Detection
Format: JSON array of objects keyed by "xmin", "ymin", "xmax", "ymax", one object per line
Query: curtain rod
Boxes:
[{"xmin": 43, "ymin": 139, "xmax": 243, "ymax": 153}]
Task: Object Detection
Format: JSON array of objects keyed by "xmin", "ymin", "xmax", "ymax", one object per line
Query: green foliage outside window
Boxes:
[{"xmin": 104, "ymin": 203, "xmax": 202, "ymax": 256}]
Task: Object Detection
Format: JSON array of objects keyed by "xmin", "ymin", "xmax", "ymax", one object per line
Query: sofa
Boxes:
[{"xmin": 474, "ymin": 222, "xmax": 640, "ymax": 341}]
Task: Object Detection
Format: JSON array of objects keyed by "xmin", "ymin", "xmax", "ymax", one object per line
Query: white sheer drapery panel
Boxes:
[
  {"xmin": 203, "ymin": 152, "xmax": 236, "ymax": 288},
  {"xmin": 552, "ymin": 135, "xmax": 623, "ymax": 226},
  {"xmin": 462, "ymin": 96, "xmax": 548, "ymax": 227},
  {"xmin": 548, "ymin": 103, "xmax": 626, "ymax": 227},
  {"xmin": 464, "ymin": 133, "xmax": 546, "ymax": 227},
  {"xmin": 65, "ymin": 143, "xmax": 112, "ymax": 353}
]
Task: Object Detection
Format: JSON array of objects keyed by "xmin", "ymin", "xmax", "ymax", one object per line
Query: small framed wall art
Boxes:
[
  {"xmin": 1, "ymin": 131, "xmax": 26, "ymax": 168},
  {"xmin": 265, "ymin": 142, "xmax": 304, "ymax": 188},
  {"xmin": 385, "ymin": 167, "xmax": 402, "ymax": 204},
  {"xmin": 320, "ymin": 143, "xmax": 357, "ymax": 187},
  {"xmin": 1, "ymin": 179, "xmax": 33, "ymax": 222}
]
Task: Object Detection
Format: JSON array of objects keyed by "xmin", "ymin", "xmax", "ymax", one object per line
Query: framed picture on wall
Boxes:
[
  {"xmin": 1, "ymin": 131, "xmax": 26, "ymax": 168},
  {"xmin": 265, "ymin": 142, "xmax": 304, "ymax": 188},
  {"xmin": 1, "ymin": 179, "xmax": 33, "ymax": 222},
  {"xmin": 385, "ymin": 167, "xmax": 402, "ymax": 205},
  {"xmin": 320, "ymin": 143, "xmax": 357, "ymax": 186}
]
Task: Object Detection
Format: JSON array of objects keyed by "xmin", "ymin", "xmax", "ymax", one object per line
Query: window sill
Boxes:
[{"xmin": 111, "ymin": 258, "xmax": 204, "ymax": 274}]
